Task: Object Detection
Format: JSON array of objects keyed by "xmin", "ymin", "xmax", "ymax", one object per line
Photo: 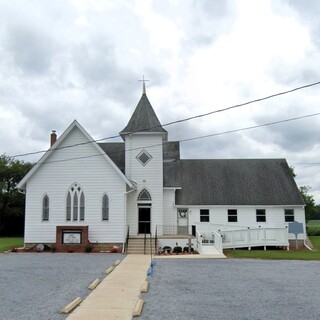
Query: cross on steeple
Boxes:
[{"xmin": 138, "ymin": 75, "xmax": 149, "ymax": 94}]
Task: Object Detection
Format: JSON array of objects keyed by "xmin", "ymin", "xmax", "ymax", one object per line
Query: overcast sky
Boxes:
[{"xmin": 1, "ymin": 0, "xmax": 320, "ymax": 202}]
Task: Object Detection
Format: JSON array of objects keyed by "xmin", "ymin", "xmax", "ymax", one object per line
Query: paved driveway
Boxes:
[
  {"xmin": 0, "ymin": 253, "xmax": 123, "ymax": 320},
  {"xmin": 141, "ymin": 259, "xmax": 320, "ymax": 320}
]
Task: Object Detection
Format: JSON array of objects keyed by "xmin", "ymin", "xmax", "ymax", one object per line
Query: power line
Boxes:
[
  {"xmin": 179, "ymin": 112, "xmax": 320, "ymax": 143},
  {"xmin": 8, "ymin": 80, "xmax": 320, "ymax": 159},
  {"xmin": 31, "ymin": 111, "xmax": 320, "ymax": 166}
]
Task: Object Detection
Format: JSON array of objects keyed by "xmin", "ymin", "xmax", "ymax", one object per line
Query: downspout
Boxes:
[
  {"xmin": 302, "ymin": 205, "xmax": 312, "ymax": 251},
  {"xmin": 122, "ymin": 188, "xmax": 135, "ymax": 253},
  {"xmin": 304, "ymin": 239, "xmax": 312, "ymax": 251},
  {"xmin": 18, "ymin": 188, "xmax": 26, "ymax": 249}
]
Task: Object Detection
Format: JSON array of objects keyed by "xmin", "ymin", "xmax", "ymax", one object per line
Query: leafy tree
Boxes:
[
  {"xmin": 0, "ymin": 154, "xmax": 33, "ymax": 236},
  {"xmin": 290, "ymin": 166, "xmax": 318, "ymax": 221},
  {"xmin": 299, "ymin": 185, "xmax": 317, "ymax": 222}
]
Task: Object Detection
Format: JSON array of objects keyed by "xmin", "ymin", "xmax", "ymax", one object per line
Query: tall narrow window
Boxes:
[
  {"xmin": 66, "ymin": 183, "xmax": 85, "ymax": 222},
  {"xmin": 200, "ymin": 209, "xmax": 210, "ymax": 222},
  {"xmin": 80, "ymin": 193, "xmax": 85, "ymax": 221},
  {"xmin": 42, "ymin": 195, "xmax": 49, "ymax": 221},
  {"xmin": 73, "ymin": 192, "xmax": 78, "ymax": 221},
  {"xmin": 228, "ymin": 209, "xmax": 238, "ymax": 222},
  {"xmin": 66, "ymin": 193, "xmax": 71, "ymax": 221},
  {"xmin": 102, "ymin": 194, "xmax": 109, "ymax": 221}
]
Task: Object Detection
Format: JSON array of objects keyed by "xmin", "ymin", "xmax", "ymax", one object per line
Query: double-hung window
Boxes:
[
  {"xmin": 228, "ymin": 209, "xmax": 237, "ymax": 222},
  {"xmin": 284, "ymin": 209, "xmax": 294, "ymax": 222},
  {"xmin": 200, "ymin": 209, "xmax": 210, "ymax": 222},
  {"xmin": 256, "ymin": 209, "xmax": 266, "ymax": 222}
]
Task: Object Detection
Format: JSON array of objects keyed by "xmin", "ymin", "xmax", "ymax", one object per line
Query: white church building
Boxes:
[{"xmin": 18, "ymin": 86, "xmax": 306, "ymax": 253}]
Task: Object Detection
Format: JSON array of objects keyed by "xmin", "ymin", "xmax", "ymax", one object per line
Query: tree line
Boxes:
[{"xmin": 0, "ymin": 154, "xmax": 33, "ymax": 236}]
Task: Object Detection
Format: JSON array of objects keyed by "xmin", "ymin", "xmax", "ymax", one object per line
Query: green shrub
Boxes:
[
  {"xmin": 173, "ymin": 246, "xmax": 182, "ymax": 253},
  {"xmin": 84, "ymin": 245, "xmax": 93, "ymax": 253},
  {"xmin": 306, "ymin": 227, "xmax": 320, "ymax": 236},
  {"xmin": 162, "ymin": 246, "xmax": 172, "ymax": 253},
  {"xmin": 183, "ymin": 246, "xmax": 194, "ymax": 253}
]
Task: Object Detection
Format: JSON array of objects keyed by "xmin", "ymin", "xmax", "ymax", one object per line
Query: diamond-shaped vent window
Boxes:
[{"xmin": 137, "ymin": 150, "xmax": 152, "ymax": 166}]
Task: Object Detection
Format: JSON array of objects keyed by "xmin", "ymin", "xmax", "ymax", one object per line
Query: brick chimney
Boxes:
[{"xmin": 50, "ymin": 130, "xmax": 57, "ymax": 147}]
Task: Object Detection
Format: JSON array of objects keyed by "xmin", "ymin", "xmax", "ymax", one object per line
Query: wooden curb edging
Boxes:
[
  {"xmin": 114, "ymin": 259, "xmax": 121, "ymax": 266},
  {"xmin": 105, "ymin": 266, "xmax": 114, "ymax": 274},
  {"xmin": 141, "ymin": 281, "xmax": 149, "ymax": 293},
  {"xmin": 60, "ymin": 297, "xmax": 82, "ymax": 314},
  {"xmin": 88, "ymin": 278, "xmax": 100, "ymax": 290},
  {"xmin": 132, "ymin": 299, "xmax": 144, "ymax": 317}
]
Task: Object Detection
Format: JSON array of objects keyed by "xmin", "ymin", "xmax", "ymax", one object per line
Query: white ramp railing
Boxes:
[
  {"xmin": 220, "ymin": 227, "xmax": 289, "ymax": 249},
  {"xmin": 195, "ymin": 225, "xmax": 289, "ymax": 252},
  {"xmin": 196, "ymin": 230, "xmax": 223, "ymax": 254}
]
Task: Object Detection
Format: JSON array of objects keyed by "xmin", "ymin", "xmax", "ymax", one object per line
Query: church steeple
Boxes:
[
  {"xmin": 139, "ymin": 75, "xmax": 148, "ymax": 95},
  {"xmin": 120, "ymin": 82, "xmax": 167, "ymax": 140}
]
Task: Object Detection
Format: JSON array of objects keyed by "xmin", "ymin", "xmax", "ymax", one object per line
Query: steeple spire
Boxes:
[
  {"xmin": 119, "ymin": 80, "xmax": 168, "ymax": 140},
  {"xmin": 138, "ymin": 75, "xmax": 149, "ymax": 95}
]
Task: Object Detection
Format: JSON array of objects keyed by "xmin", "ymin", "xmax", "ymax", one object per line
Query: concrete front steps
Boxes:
[{"xmin": 126, "ymin": 237, "xmax": 158, "ymax": 254}]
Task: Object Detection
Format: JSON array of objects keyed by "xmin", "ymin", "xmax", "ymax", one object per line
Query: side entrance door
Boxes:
[
  {"xmin": 177, "ymin": 208, "xmax": 188, "ymax": 235},
  {"xmin": 138, "ymin": 206, "xmax": 151, "ymax": 234}
]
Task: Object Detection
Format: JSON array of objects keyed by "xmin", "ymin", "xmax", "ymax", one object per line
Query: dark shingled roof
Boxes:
[
  {"xmin": 164, "ymin": 162, "xmax": 181, "ymax": 188},
  {"xmin": 98, "ymin": 142, "xmax": 125, "ymax": 173},
  {"xmin": 175, "ymin": 159, "xmax": 304, "ymax": 206},
  {"xmin": 163, "ymin": 141, "xmax": 181, "ymax": 187},
  {"xmin": 163, "ymin": 141, "xmax": 180, "ymax": 162},
  {"xmin": 120, "ymin": 93, "xmax": 167, "ymax": 138}
]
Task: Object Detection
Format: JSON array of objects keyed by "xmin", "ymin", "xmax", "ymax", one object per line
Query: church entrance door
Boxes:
[{"xmin": 138, "ymin": 206, "xmax": 151, "ymax": 234}]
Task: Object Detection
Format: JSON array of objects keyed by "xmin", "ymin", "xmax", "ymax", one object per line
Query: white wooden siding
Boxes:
[
  {"xmin": 24, "ymin": 126, "xmax": 127, "ymax": 244},
  {"xmin": 125, "ymin": 134, "xmax": 163, "ymax": 235},
  {"xmin": 188, "ymin": 206, "xmax": 306, "ymax": 240},
  {"xmin": 163, "ymin": 190, "xmax": 176, "ymax": 228}
]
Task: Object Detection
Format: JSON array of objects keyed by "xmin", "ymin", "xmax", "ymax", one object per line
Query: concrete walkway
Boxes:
[{"xmin": 67, "ymin": 255, "xmax": 151, "ymax": 320}]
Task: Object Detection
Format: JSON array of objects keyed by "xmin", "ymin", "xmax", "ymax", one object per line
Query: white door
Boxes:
[{"xmin": 177, "ymin": 208, "xmax": 188, "ymax": 235}]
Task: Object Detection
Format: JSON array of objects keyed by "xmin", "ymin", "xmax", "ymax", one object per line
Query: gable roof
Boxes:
[
  {"xmin": 120, "ymin": 93, "xmax": 167, "ymax": 139},
  {"xmin": 175, "ymin": 159, "xmax": 304, "ymax": 206},
  {"xmin": 17, "ymin": 120, "xmax": 135, "ymax": 190}
]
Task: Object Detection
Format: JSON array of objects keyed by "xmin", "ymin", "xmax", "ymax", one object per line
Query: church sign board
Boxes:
[
  {"xmin": 62, "ymin": 230, "xmax": 82, "ymax": 244},
  {"xmin": 56, "ymin": 226, "xmax": 89, "ymax": 252}
]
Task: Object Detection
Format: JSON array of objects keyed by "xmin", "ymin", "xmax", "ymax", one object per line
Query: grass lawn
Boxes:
[
  {"xmin": 0, "ymin": 237, "xmax": 24, "ymax": 252},
  {"xmin": 307, "ymin": 220, "xmax": 320, "ymax": 227},
  {"xmin": 225, "ymin": 236, "xmax": 320, "ymax": 261}
]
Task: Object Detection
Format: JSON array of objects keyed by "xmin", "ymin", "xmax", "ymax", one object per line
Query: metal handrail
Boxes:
[
  {"xmin": 125, "ymin": 225, "xmax": 130, "ymax": 253},
  {"xmin": 144, "ymin": 228, "xmax": 147, "ymax": 255},
  {"xmin": 156, "ymin": 225, "xmax": 192, "ymax": 236},
  {"xmin": 154, "ymin": 226, "xmax": 158, "ymax": 254}
]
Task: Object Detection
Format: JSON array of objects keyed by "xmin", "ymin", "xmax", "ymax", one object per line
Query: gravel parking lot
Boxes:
[
  {"xmin": 0, "ymin": 253, "xmax": 123, "ymax": 320},
  {"xmin": 1, "ymin": 254, "xmax": 319, "ymax": 320},
  {"xmin": 141, "ymin": 259, "xmax": 320, "ymax": 320}
]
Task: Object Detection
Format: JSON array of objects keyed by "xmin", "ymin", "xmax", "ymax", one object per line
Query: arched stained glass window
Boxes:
[
  {"xmin": 138, "ymin": 189, "xmax": 152, "ymax": 201},
  {"xmin": 73, "ymin": 192, "xmax": 78, "ymax": 221},
  {"xmin": 80, "ymin": 193, "xmax": 85, "ymax": 221},
  {"xmin": 42, "ymin": 195, "xmax": 49, "ymax": 221},
  {"xmin": 66, "ymin": 183, "xmax": 85, "ymax": 222},
  {"xmin": 66, "ymin": 193, "xmax": 71, "ymax": 221},
  {"xmin": 102, "ymin": 194, "xmax": 109, "ymax": 221}
]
